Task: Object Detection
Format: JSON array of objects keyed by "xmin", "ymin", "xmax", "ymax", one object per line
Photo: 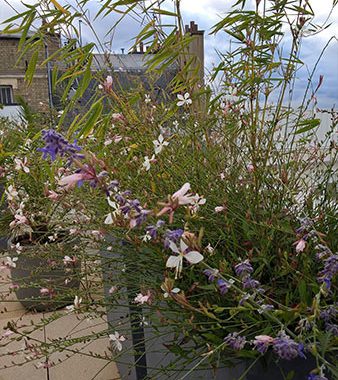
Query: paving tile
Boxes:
[
  {"xmin": 0, "ymin": 311, "xmax": 48, "ymax": 380},
  {"xmin": 44, "ymin": 310, "xmax": 120, "ymax": 380}
]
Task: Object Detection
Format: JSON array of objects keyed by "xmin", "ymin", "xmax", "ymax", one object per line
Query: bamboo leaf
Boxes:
[
  {"xmin": 25, "ymin": 50, "xmax": 39, "ymax": 85},
  {"xmin": 295, "ymin": 119, "xmax": 321, "ymax": 134},
  {"xmin": 50, "ymin": 0, "xmax": 70, "ymax": 15}
]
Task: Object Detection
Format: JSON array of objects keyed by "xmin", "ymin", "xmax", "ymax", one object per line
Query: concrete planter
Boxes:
[{"xmin": 100, "ymin": 244, "xmax": 246, "ymax": 380}]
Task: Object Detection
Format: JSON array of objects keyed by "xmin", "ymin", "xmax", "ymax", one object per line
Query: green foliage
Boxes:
[{"xmin": 1, "ymin": 0, "xmax": 337, "ymax": 378}]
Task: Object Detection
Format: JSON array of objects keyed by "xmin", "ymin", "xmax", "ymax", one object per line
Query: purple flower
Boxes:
[
  {"xmin": 258, "ymin": 303, "xmax": 274, "ymax": 314},
  {"xmin": 217, "ymin": 278, "xmax": 231, "ymax": 295},
  {"xmin": 273, "ymin": 333, "xmax": 305, "ymax": 360},
  {"xmin": 325, "ymin": 323, "xmax": 338, "ymax": 336},
  {"xmin": 145, "ymin": 220, "xmax": 165, "ymax": 239},
  {"xmin": 320, "ymin": 304, "xmax": 337, "ymax": 322},
  {"xmin": 318, "ymin": 254, "xmax": 338, "ymax": 290},
  {"xmin": 242, "ymin": 276, "xmax": 260, "ymax": 289},
  {"xmin": 308, "ymin": 374, "xmax": 328, "ymax": 380},
  {"xmin": 315, "ymin": 244, "xmax": 332, "ymax": 259},
  {"xmin": 203, "ymin": 268, "xmax": 219, "ymax": 282},
  {"xmin": 224, "ymin": 332, "xmax": 246, "ymax": 350},
  {"xmin": 38, "ymin": 129, "xmax": 83, "ymax": 161},
  {"xmin": 234, "ymin": 259, "xmax": 253, "ymax": 278},
  {"xmin": 130, "ymin": 209, "xmax": 151, "ymax": 228},
  {"xmin": 295, "ymin": 217, "xmax": 314, "ymax": 234},
  {"xmin": 115, "ymin": 193, "xmax": 127, "ymax": 206},
  {"xmin": 108, "ymin": 180, "xmax": 119, "ymax": 191},
  {"xmin": 164, "ymin": 229, "xmax": 184, "ymax": 249}
]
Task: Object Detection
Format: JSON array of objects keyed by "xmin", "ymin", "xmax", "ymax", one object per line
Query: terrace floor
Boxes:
[{"xmin": 0, "ymin": 250, "xmax": 120, "ymax": 380}]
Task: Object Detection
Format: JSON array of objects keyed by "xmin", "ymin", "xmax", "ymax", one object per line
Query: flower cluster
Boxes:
[
  {"xmin": 105, "ymin": 187, "xmax": 151, "ymax": 228},
  {"xmin": 38, "ymin": 129, "xmax": 83, "ymax": 162}
]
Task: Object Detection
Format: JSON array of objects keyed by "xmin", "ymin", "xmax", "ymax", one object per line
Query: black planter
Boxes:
[
  {"xmin": 246, "ymin": 354, "xmax": 317, "ymax": 380},
  {"xmin": 10, "ymin": 244, "xmax": 81, "ymax": 312}
]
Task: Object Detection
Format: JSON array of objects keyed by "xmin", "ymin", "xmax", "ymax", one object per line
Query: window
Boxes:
[{"xmin": 0, "ymin": 86, "xmax": 14, "ymax": 105}]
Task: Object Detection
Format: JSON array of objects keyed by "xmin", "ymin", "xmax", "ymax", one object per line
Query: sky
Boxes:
[{"xmin": 1, "ymin": 0, "xmax": 338, "ymax": 108}]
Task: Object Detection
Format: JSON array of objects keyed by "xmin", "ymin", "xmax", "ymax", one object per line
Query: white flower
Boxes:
[
  {"xmin": 104, "ymin": 213, "xmax": 114, "ymax": 225},
  {"xmin": 143, "ymin": 155, "xmax": 155, "ymax": 171},
  {"xmin": 142, "ymin": 232, "xmax": 152, "ymax": 242},
  {"xmin": 153, "ymin": 134, "xmax": 169, "ymax": 155},
  {"xmin": 189, "ymin": 194, "xmax": 206, "ymax": 214},
  {"xmin": 205, "ymin": 243, "xmax": 214, "ymax": 254},
  {"xmin": 172, "ymin": 120, "xmax": 179, "ymax": 128},
  {"xmin": 48, "ymin": 233, "xmax": 58, "ymax": 242},
  {"xmin": 63, "ymin": 255, "xmax": 76, "ymax": 265},
  {"xmin": 140, "ymin": 316, "xmax": 149, "ymax": 326},
  {"xmin": 215, "ymin": 206, "xmax": 225, "ymax": 213},
  {"xmin": 66, "ymin": 295, "xmax": 82, "ymax": 312},
  {"xmin": 166, "ymin": 239, "xmax": 204, "ymax": 279},
  {"xmin": 5, "ymin": 185, "xmax": 19, "ymax": 201},
  {"xmin": 109, "ymin": 286, "xmax": 117, "ymax": 294},
  {"xmin": 145, "ymin": 94, "xmax": 151, "ymax": 104},
  {"xmin": 6, "ymin": 256, "xmax": 18, "ymax": 268},
  {"xmin": 109, "ymin": 331, "xmax": 126, "ymax": 352},
  {"xmin": 224, "ymin": 86, "xmax": 240, "ymax": 103},
  {"xmin": 161, "ymin": 285, "xmax": 180, "ymax": 298},
  {"xmin": 104, "ymin": 197, "xmax": 121, "ymax": 224},
  {"xmin": 11, "ymin": 242, "xmax": 23, "ymax": 254},
  {"xmin": 177, "ymin": 93, "xmax": 192, "ymax": 107},
  {"xmin": 113, "ymin": 135, "xmax": 123, "ymax": 143},
  {"xmin": 172, "ymin": 183, "xmax": 195, "ymax": 205},
  {"xmin": 14, "ymin": 157, "xmax": 30, "ymax": 173},
  {"xmin": 104, "ymin": 139, "xmax": 113, "ymax": 146}
]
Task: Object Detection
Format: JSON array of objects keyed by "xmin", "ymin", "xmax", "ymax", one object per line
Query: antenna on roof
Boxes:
[
  {"xmin": 157, "ymin": 0, "xmax": 162, "ymax": 25},
  {"xmin": 79, "ymin": 19, "xmax": 83, "ymax": 47}
]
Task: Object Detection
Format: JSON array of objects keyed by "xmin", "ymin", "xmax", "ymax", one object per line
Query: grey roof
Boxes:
[
  {"xmin": 0, "ymin": 31, "xmax": 36, "ymax": 39},
  {"xmin": 92, "ymin": 53, "xmax": 160, "ymax": 72}
]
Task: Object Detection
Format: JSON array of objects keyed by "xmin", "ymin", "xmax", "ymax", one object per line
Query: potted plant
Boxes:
[
  {"xmin": 1, "ymin": 0, "xmax": 336, "ymax": 378},
  {"xmin": 0, "ymin": 125, "xmax": 90, "ymax": 311}
]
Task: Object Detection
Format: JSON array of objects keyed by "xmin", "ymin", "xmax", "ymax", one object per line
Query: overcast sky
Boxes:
[{"xmin": 1, "ymin": 0, "xmax": 337, "ymax": 108}]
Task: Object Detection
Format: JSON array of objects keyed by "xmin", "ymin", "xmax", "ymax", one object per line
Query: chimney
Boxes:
[{"xmin": 183, "ymin": 21, "xmax": 204, "ymax": 87}]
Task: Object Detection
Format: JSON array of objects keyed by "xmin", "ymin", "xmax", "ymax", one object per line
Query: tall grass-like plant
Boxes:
[{"xmin": 1, "ymin": 1, "xmax": 337, "ymax": 379}]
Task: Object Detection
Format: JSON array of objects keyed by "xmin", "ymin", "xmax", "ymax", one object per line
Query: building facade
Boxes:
[{"xmin": 0, "ymin": 31, "xmax": 60, "ymax": 116}]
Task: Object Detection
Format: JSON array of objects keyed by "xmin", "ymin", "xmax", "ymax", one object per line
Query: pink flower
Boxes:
[
  {"xmin": 63, "ymin": 255, "xmax": 77, "ymax": 265},
  {"xmin": 294, "ymin": 239, "xmax": 306, "ymax": 253},
  {"xmin": 100, "ymin": 75, "xmax": 113, "ymax": 92},
  {"xmin": 157, "ymin": 183, "xmax": 197, "ymax": 223},
  {"xmin": 215, "ymin": 206, "xmax": 225, "ymax": 213},
  {"xmin": 1, "ymin": 329, "xmax": 14, "ymax": 340},
  {"xmin": 36, "ymin": 360, "xmax": 53, "ymax": 369},
  {"xmin": 112, "ymin": 113, "xmax": 125, "ymax": 122},
  {"xmin": 247, "ymin": 164, "xmax": 255, "ymax": 173},
  {"xmin": 9, "ymin": 214, "xmax": 29, "ymax": 229},
  {"xmin": 134, "ymin": 291, "xmax": 151, "ymax": 305},
  {"xmin": 40, "ymin": 288, "xmax": 54, "ymax": 297},
  {"xmin": 109, "ymin": 286, "xmax": 117, "ymax": 294},
  {"xmin": 46, "ymin": 190, "xmax": 60, "ymax": 201},
  {"xmin": 58, "ymin": 173, "xmax": 85, "ymax": 190},
  {"xmin": 172, "ymin": 183, "xmax": 195, "ymax": 205},
  {"xmin": 254, "ymin": 335, "xmax": 274, "ymax": 343}
]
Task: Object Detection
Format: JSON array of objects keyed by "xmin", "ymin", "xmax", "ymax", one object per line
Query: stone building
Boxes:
[{"xmin": 0, "ymin": 31, "xmax": 60, "ymax": 116}]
